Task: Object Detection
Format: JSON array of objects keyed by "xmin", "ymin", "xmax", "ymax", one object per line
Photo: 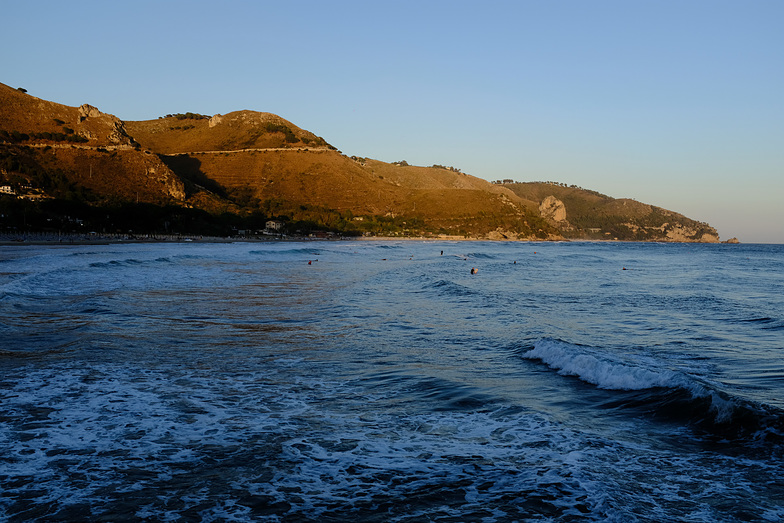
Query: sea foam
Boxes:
[{"xmin": 523, "ymin": 338, "xmax": 684, "ymax": 391}]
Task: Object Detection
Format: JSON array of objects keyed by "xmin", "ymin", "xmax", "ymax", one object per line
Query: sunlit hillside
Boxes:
[{"xmin": 0, "ymin": 82, "xmax": 718, "ymax": 241}]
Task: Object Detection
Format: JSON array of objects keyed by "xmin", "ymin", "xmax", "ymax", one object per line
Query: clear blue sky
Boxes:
[{"xmin": 3, "ymin": 0, "xmax": 783, "ymax": 242}]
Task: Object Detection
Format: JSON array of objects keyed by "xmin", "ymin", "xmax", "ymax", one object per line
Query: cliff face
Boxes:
[
  {"xmin": 75, "ymin": 104, "xmax": 135, "ymax": 147},
  {"xmin": 0, "ymin": 82, "xmax": 723, "ymax": 241},
  {"xmin": 539, "ymin": 196, "xmax": 568, "ymax": 223}
]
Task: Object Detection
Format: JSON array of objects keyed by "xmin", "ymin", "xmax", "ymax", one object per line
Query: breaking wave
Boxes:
[{"xmin": 523, "ymin": 338, "xmax": 784, "ymax": 445}]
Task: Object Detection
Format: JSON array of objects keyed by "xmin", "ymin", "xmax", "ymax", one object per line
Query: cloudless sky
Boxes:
[{"xmin": 3, "ymin": 0, "xmax": 783, "ymax": 242}]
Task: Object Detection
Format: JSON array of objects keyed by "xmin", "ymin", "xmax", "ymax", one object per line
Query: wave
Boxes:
[
  {"xmin": 741, "ymin": 316, "xmax": 776, "ymax": 323},
  {"xmin": 736, "ymin": 316, "xmax": 784, "ymax": 331},
  {"xmin": 523, "ymin": 338, "xmax": 784, "ymax": 446},
  {"xmin": 88, "ymin": 258, "xmax": 147, "ymax": 269},
  {"xmin": 461, "ymin": 252, "xmax": 497, "ymax": 259},
  {"xmin": 523, "ymin": 339, "xmax": 683, "ymax": 391},
  {"xmin": 429, "ymin": 279, "xmax": 476, "ymax": 298},
  {"xmin": 557, "ymin": 253, "xmax": 606, "ymax": 264},
  {"xmin": 249, "ymin": 247, "xmax": 321, "ymax": 255},
  {"xmin": 360, "ymin": 370, "xmax": 499, "ymax": 412},
  {"xmin": 247, "ymin": 247, "xmax": 346, "ymax": 259}
]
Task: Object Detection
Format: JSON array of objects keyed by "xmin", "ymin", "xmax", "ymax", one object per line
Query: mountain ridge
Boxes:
[{"xmin": 0, "ymin": 82, "xmax": 723, "ymax": 242}]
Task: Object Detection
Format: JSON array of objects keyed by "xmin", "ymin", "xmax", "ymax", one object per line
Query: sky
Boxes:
[{"xmin": 3, "ymin": 0, "xmax": 783, "ymax": 242}]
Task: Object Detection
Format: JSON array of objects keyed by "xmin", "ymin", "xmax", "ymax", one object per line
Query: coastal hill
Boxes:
[
  {"xmin": 503, "ymin": 182, "xmax": 719, "ymax": 242},
  {"xmin": 0, "ymin": 82, "xmax": 720, "ymax": 241}
]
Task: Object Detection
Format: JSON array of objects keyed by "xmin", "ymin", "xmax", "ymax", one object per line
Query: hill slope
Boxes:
[
  {"xmin": 0, "ymin": 82, "xmax": 185, "ymax": 206},
  {"xmin": 504, "ymin": 182, "xmax": 719, "ymax": 242},
  {"xmin": 125, "ymin": 111, "xmax": 332, "ymax": 154},
  {"xmin": 0, "ymin": 82, "xmax": 720, "ymax": 241}
]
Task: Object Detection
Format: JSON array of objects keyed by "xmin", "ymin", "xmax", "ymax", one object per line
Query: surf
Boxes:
[{"xmin": 523, "ymin": 338, "xmax": 784, "ymax": 447}]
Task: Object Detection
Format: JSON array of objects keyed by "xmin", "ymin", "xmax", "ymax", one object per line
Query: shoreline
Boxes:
[
  {"xmin": 0, "ymin": 231, "xmax": 549, "ymax": 246},
  {"xmin": 0, "ymin": 233, "xmax": 746, "ymax": 247}
]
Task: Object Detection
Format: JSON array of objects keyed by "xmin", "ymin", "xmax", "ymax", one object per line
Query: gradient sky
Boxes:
[{"xmin": 3, "ymin": 1, "xmax": 783, "ymax": 242}]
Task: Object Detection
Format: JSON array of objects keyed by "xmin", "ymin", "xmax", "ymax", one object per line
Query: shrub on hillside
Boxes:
[
  {"xmin": 263, "ymin": 122, "xmax": 298, "ymax": 143},
  {"xmin": 169, "ymin": 112, "xmax": 209, "ymax": 120}
]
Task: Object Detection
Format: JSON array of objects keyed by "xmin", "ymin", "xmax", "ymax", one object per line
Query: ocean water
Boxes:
[{"xmin": 0, "ymin": 240, "xmax": 782, "ymax": 522}]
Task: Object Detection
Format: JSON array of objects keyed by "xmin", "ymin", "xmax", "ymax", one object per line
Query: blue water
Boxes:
[{"xmin": 1, "ymin": 240, "xmax": 782, "ymax": 521}]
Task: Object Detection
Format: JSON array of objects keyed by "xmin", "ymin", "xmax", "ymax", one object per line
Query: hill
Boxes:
[
  {"xmin": 125, "ymin": 111, "xmax": 333, "ymax": 154},
  {"xmin": 0, "ymin": 82, "xmax": 720, "ymax": 241},
  {"xmin": 503, "ymin": 182, "xmax": 719, "ymax": 242}
]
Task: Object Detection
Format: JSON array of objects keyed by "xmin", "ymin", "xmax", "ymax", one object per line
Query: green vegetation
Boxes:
[
  {"xmin": 158, "ymin": 154, "xmax": 227, "ymax": 198},
  {"xmin": 503, "ymin": 181, "xmax": 717, "ymax": 241},
  {"xmin": 165, "ymin": 112, "xmax": 209, "ymax": 120},
  {"xmin": 0, "ymin": 146, "xmax": 93, "ymax": 201},
  {"xmin": 431, "ymin": 164, "xmax": 462, "ymax": 173},
  {"xmin": 0, "ymin": 194, "xmax": 371, "ymax": 238},
  {"xmin": 227, "ymin": 186, "xmax": 260, "ymax": 208},
  {"xmin": 263, "ymin": 122, "xmax": 298, "ymax": 143},
  {"xmin": 0, "ymin": 197, "xmax": 236, "ymax": 236},
  {"xmin": 0, "ymin": 129, "xmax": 89, "ymax": 144}
]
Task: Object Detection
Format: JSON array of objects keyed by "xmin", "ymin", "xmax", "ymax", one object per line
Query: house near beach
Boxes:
[{"xmin": 265, "ymin": 220, "xmax": 285, "ymax": 233}]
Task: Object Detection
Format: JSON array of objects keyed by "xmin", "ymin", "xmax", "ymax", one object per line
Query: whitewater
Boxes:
[{"xmin": 1, "ymin": 240, "xmax": 782, "ymax": 521}]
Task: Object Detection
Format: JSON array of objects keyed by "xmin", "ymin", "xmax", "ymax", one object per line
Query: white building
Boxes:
[{"xmin": 265, "ymin": 220, "xmax": 285, "ymax": 232}]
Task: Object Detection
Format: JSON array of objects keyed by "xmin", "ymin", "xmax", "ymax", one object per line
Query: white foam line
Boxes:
[{"xmin": 523, "ymin": 339, "xmax": 684, "ymax": 391}]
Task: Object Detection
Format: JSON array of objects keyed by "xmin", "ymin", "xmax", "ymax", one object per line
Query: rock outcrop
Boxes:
[
  {"xmin": 539, "ymin": 195, "xmax": 567, "ymax": 222},
  {"xmin": 78, "ymin": 104, "xmax": 103, "ymax": 121},
  {"xmin": 663, "ymin": 224, "xmax": 719, "ymax": 243},
  {"xmin": 75, "ymin": 103, "xmax": 134, "ymax": 146}
]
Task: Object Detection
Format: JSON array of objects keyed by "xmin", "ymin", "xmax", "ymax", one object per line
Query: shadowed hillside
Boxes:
[{"xmin": 0, "ymin": 82, "xmax": 721, "ymax": 241}]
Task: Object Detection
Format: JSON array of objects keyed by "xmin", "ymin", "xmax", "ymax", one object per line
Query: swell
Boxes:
[
  {"xmin": 249, "ymin": 247, "xmax": 325, "ymax": 256},
  {"xmin": 1, "ymin": 256, "xmax": 175, "ymax": 297},
  {"xmin": 359, "ymin": 370, "xmax": 500, "ymax": 412},
  {"xmin": 738, "ymin": 316, "xmax": 784, "ymax": 331},
  {"xmin": 461, "ymin": 252, "xmax": 497, "ymax": 260},
  {"xmin": 523, "ymin": 338, "xmax": 784, "ymax": 447},
  {"xmin": 430, "ymin": 279, "xmax": 477, "ymax": 298},
  {"xmin": 88, "ymin": 258, "xmax": 149, "ymax": 269}
]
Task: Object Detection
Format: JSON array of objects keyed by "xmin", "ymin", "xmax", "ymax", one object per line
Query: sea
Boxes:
[{"xmin": 0, "ymin": 240, "xmax": 782, "ymax": 522}]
